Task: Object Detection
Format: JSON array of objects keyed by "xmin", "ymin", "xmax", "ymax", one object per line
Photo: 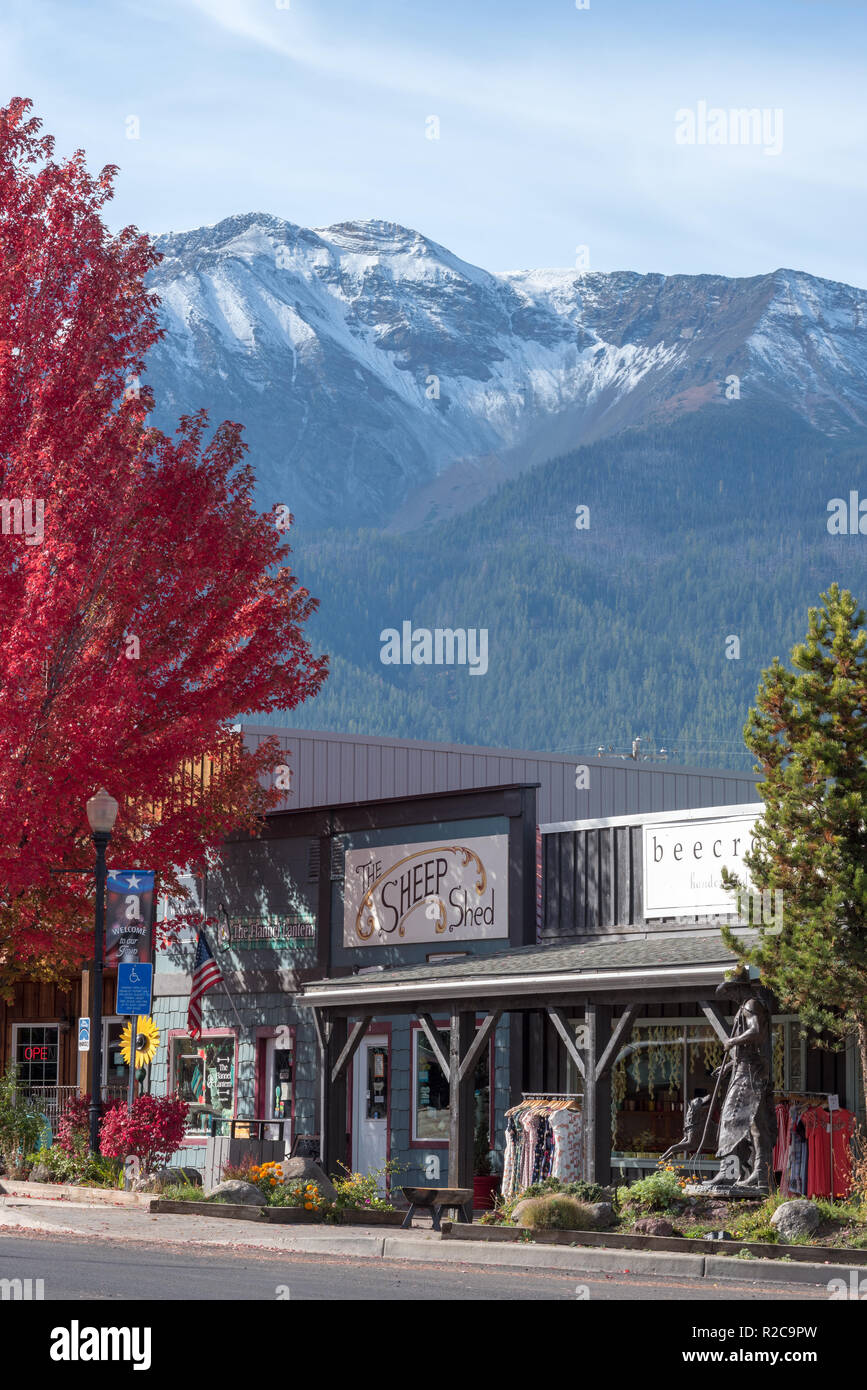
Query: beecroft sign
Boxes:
[
  {"xmin": 642, "ymin": 811, "xmax": 760, "ymax": 918},
  {"xmin": 343, "ymin": 834, "xmax": 509, "ymax": 946}
]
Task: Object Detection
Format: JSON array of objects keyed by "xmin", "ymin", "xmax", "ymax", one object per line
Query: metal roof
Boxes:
[{"xmin": 243, "ymin": 724, "xmax": 759, "ymax": 823}]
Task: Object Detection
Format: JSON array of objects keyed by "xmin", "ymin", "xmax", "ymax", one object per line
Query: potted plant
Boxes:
[{"xmin": 473, "ymin": 1119, "xmax": 500, "ymax": 1211}]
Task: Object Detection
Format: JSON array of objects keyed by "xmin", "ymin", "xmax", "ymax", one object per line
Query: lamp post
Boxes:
[{"xmin": 86, "ymin": 788, "xmax": 118, "ymax": 1154}]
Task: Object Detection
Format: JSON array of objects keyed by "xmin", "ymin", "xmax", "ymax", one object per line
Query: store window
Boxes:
[
  {"xmin": 172, "ymin": 1034, "xmax": 236, "ymax": 1135},
  {"xmin": 103, "ymin": 1019, "xmax": 131, "ymax": 1102},
  {"xmin": 13, "ymin": 1025, "xmax": 60, "ymax": 1089},
  {"xmin": 412, "ymin": 1025, "xmax": 490, "ymax": 1147}
]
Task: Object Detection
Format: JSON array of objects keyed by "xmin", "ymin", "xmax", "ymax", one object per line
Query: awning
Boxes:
[{"xmin": 299, "ymin": 931, "xmax": 748, "ymax": 1009}]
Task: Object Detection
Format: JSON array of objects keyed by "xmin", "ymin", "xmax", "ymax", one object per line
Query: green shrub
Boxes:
[
  {"xmin": 158, "ymin": 1184, "xmax": 206, "ymax": 1202},
  {"xmin": 502, "ymin": 1176, "xmax": 608, "ymax": 1221},
  {"xmin": 518, "ymin": 1195, "xmax": 597, "ymax": 1231},
  {"xmin": 31, "ymin": 1143, "xmax": 122, "ymax": 1188},
  {"xmin": 0, "ymin": 1065, "xmax": 43, "ymax": 1175},
  {"xmin": 618, "ymin": 1169, "xmax": 684, "ymax": 1214}
]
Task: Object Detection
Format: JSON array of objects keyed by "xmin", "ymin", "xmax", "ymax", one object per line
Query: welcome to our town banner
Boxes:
[{"xmin": 105, "ymin": 870, "xmax": 155, "ymax": 967}]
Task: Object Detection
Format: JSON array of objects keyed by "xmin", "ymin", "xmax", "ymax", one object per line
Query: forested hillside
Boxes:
[{"xmin": 264, "ymin": 407, "xmax": 867, "ymax": 769}]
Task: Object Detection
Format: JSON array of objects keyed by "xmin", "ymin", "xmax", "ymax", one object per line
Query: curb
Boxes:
[
  {"xmin": 1, "ymin": 1202, "xmax": 843, "ymax": 1285},
  {"xmin": 0, "ymin": 1180, "xmax": 150, "ymax": 1207}
]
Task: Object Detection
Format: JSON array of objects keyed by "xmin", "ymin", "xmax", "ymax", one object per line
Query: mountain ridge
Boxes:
[{"xmin": 143, "ymin": 214, "xmax": 867, "ymax": 529}]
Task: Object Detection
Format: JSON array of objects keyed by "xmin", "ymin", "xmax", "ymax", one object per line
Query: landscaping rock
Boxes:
[
  {"xmin": 29, "ymin": 1164, "xmax": 53, "ymax": 1184},
  {"xmin": 586, "ymin": 1201, "xmax": 615, "ymax": 1229},
  {"xmin": 279, "ymin": 1157, "xmax": 338, "ymax": 1203},
  {"xmin": 770, "ymin": 1199, "xmax": 821, "ymax": 1242},
  {"xmin": 632, "ymin": 1216, "xmax": 676, "ymax": 1236},
  {"xmin": 205, "ymin": 1179, "xmax": 267, "ymax": 1206},
  {"xmin": 133, "ymin": 1166, "xmax": 204, "ymax": 1193}
]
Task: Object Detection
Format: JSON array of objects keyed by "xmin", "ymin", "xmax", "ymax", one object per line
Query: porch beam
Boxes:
[
  {"xmin": 311, "ymin": 1007, "xmax": 330, "ymax": 1057},
  {"xmin": 546, "ymin": 1006, "xmax": 585, "ymax": 1079},
  {"xmin": 330, "ymin": 1016, "xmax": 372, "ymax": 1085},
  {"xmin": 595, "ymin": 1004, "xmax": 638, "ymax": 1082},
  {"xmin": 417, "ymin": 1013, "xmax": 450, "ymax": 1076},
  {"xmin": 458, "ymin": 1010, "xmax": 501, "ymax": 1086},
  {"xmin": 699, "ymin": 1000, "xmax": 731, "ymax": 1044}
]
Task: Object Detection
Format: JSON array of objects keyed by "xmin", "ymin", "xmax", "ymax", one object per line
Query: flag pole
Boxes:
[
  {"xmin": 199, "ymin": 923, "xmax": 246, "ymax": 1032},
  {"xmin": 217, "ymin": 972, "xmax": 245, "ymax": 1032}
]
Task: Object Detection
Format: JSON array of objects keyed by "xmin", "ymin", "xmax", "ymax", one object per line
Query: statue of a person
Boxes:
[{"xmin": 705, "ymin": 975, "xmax": 776, "ymax": 1192}]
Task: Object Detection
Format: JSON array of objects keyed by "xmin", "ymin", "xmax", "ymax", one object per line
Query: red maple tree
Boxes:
[{"xmin": 0, "ymin": 99, "xmax": 328, "ymax": 994}]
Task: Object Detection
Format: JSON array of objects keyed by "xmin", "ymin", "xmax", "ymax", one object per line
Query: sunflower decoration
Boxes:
[{"xmin": 120, "ymin": 1016, "xmax": 160, "ymax": 1068}]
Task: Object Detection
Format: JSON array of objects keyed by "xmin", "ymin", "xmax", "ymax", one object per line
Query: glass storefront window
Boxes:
[
  {"xmin": 14, "ymin": 1025, "xmax": 59, "ymax": 1088},
  {"xmin": 172, "ymin": 1035, "xmax": 236, "ymax": 1135},
  {"xmin": 413, "ymin": 1026, "xmax": 490, "ymax": 1144},
  {"xmin": 103, "ymin": 1020, "xmax": 131, "ymax": 1103}
]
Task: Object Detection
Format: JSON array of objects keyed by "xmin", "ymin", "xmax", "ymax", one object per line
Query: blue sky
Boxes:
[{"xmin": 2, "ymin": 0, "xmax": 865, "ymax": 284}]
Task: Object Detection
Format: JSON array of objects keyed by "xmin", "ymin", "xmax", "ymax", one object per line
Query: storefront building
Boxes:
[
  {"xmin": 3, "ymin": 728, "xmax": 778, "ymax": 1183},
  {"xmin": 300, "ymin": 802, "xmax": 864, "ymax": 1191}
]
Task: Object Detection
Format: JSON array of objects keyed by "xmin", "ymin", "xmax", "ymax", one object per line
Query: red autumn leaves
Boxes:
[{"xmin": 0, "ymin": 99, "xmax": 327, "ymax": 989}]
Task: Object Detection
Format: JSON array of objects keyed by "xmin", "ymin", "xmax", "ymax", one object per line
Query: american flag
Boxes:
[{"xmin": 187, "ymin": 930, "xmax": 223, "ymax": 1039}]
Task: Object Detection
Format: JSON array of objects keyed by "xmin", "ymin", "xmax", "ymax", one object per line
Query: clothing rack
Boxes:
[
  {"xmin": 775, "ymin": 1090, "xmax": 841, "ymax": 1200},
  {"xmin": 521, "ymin": 1092, "xmax": 582, "ymax": 1099}
]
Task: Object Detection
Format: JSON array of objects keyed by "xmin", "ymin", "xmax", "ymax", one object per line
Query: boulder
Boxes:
[
  {"xmin": 133, "ymin": 1166, "xmax": 204, "ymax": 1193},
  {"xmin": 29, "ymin": 1164, "xmax": 53, "ymax": 1184},
  {"xmin": 586, "ymin": 1201, "xmax": 615, "ymax": 1229},
  {"xmin": 206, "ymin": 1179, "xmax": 267, "ymax": 1206},
  {"xmin": 633, "ymin": 1216, "xmax": 675, "ymax": 1236},
  {"xmin": 279, "ymin": 1157, "xmax": 339, "ymax": 1203},
  {"xmin": 770, "ymin": 1199, "xmax": 821, "ymax": 1242}
]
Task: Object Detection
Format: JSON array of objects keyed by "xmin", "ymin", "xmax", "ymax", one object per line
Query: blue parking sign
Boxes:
[{"xmin": 116, "ymin": 962, "xmax": 153, "ymax": 1016}]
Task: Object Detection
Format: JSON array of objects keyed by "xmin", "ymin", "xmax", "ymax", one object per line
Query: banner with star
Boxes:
[{"xmin": 105, "ymin": 870, "xmax": 155, "ymax": 967}]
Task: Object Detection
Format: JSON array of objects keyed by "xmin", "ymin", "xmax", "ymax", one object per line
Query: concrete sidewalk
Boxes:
[{"xmin": 0, "ymin": 1191, "xmax": 847, "ymax": 1289}]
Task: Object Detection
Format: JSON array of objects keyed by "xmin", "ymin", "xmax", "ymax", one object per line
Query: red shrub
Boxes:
[
  {"xmin": 56, "ymin": 1093, "xmax": 93, "ymax": 1155},
  {"xmin": 98, "ymin": 1094, "xmax": 189, "ymax": 1174}
]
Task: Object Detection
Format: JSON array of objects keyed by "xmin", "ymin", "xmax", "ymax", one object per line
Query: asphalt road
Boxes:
[{"xmin": 0, "ymin": 1232, "xmax": 828, "ymax": 1301}]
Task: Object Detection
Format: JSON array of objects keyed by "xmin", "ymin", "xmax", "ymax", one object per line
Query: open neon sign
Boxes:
[{"xmin": 23, "ymin": 1045, "xmax": 50, "ymax": 1061}]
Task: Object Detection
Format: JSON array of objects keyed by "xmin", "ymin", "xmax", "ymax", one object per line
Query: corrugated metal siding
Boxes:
[
  {"xmin": 542, "ymin": 821, "xmax": 744, "ymax": 940},
  {"xmin": 243, "ymin": 725, "xmax": 759, "ymax": 821}
]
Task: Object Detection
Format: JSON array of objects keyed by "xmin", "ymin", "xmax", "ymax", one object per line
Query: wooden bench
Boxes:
[{"xmin": 401, "ymin": 1186, "xmax": 474, "ymax": 1230}]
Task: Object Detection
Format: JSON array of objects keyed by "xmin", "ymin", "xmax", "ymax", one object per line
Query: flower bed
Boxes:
[{"xmin": 481, "ymin": 1170, "xmax": 867, "ymax": 1251}]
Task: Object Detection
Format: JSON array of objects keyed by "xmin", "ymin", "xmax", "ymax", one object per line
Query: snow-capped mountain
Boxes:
[{"xmin": 145, "ymin": 214, "xmax": 867, "ymax": 529}]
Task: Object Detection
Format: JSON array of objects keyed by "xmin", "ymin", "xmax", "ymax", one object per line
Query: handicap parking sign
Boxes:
[{"xmin": 116, "ymin": 962, "xmax": 153, "ymax": 1016}]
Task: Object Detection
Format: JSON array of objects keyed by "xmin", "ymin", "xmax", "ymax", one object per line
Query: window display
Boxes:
[
  {"xmin": 172, "ymin": 1034, "xmax": 236, "ymax": 1134},
  {"xmin": 13, "ymin": 1025, "xmax": 59, "ymax": 1088},
  {"xmin": 413, "ymin": 1025, "xmax": 489, "ymax": 1144}
]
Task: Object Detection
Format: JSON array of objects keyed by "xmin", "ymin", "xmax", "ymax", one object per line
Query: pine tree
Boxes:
[{"xmin": 722, "ymin": 584, "xmax": 867, "ymax": 1108}]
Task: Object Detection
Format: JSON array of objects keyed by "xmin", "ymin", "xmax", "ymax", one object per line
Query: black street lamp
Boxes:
[{"xmin": 86, "ymin": 788, "xmax": 119, "ymax": 1153}]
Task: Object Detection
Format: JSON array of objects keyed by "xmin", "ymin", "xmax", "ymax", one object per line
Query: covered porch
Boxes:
[{"xmin": 301, "ymin": 932, "xmax": 747, "ymax": 1187}]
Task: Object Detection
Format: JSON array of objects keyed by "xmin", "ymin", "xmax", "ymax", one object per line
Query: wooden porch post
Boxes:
[
  {"xmin": 317, "ymin": 1012, "xmax": 349, "ymax": 1177},
  {"xmin": 583, "ymin": 1002, "xmax": 613, "ymax": 1185},
  {"xmin": 448, "ymin": 1011, "xmax": 475, "ymax": 1188}
]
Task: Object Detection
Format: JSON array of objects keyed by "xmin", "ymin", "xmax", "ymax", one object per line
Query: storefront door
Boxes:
[{"xmin": 352, "ymin": 1034, "xmax": 389, "ymax": 1178}]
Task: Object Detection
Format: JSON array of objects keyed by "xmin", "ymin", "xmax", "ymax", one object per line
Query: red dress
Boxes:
[
  {"xmin": 802, "ymin": 1106, "xmax": 856, "ymax": 1198},
  {"xmin": 773, "ymin": 1102, "xmax": 790, "ymax": 1174}
]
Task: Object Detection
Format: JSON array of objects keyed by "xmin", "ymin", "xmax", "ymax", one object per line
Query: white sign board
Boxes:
[
  {"xmin": 77, "ymin": 1017, "xmax": 91, "ymax": 1053},
  {"xmin": 343, "ymin": 834, "xmax": 509, "ymax": 947},
  {"xmin": 642, "ymin": 812, "xmax": 760, "ymax": 918}
]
